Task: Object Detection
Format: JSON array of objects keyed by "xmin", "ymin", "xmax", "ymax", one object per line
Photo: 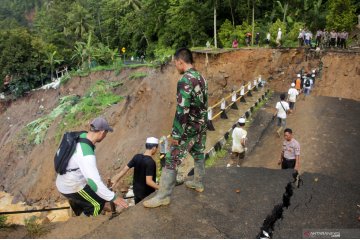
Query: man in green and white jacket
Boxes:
[{"xmin": 56, "ymin": 117, "xmax": 128, "ymax": 216}]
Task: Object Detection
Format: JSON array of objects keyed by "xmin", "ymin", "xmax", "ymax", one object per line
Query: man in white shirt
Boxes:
[
  {"xmin": 276, "ymin": 28, "xmax": 282, "ymax": 47},
  {"xmin": 56, "ymin": 117, "xmax": 128, "ymax": 216},
  {"xmin": 287, "ymin": 83, "xmax": 299, "ymax": 111},
  {"xmin": 274, "ymin": 94, "xmax": 290, "ymax": 137},
  {"xmin": 298, "ymin": 29, "xmax": 304, "ymax": 47},
  {"xmin": 227, "ymin": 118, "xmax": 247, "ymax": 168}
]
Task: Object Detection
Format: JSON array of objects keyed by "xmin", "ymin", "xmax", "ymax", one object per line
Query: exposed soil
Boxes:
[{"xmin": 0, "ymin": 48, "xmax": 359, "ymax": 236}]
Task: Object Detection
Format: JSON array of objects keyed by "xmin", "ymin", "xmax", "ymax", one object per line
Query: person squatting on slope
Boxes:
[
  {"xmin": 227, "ymin": 118, "xmax": 247, "ymax": 168},
  {"xmin": 111, "ymin": 137, "xmax": 159, "ymax": 204},
  {"xmin": 273, "ymin": 94, "xmax": 290, "ymax": 137},
  {"xmin": 56, "ymin": 117, "xmax": 128, "ymax": 216},
  {"xmin": 143, "ymin": 48, "xmax": 208, "ymax": 208},
  {"xmin": 278, "ymin": 128, "xmax": 301, "ymax": 172}
]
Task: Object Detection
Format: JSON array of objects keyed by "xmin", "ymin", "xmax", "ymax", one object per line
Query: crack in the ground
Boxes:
[{"xmin": 256, "ymin": 172, "xmax": 302, "ymax": 239}]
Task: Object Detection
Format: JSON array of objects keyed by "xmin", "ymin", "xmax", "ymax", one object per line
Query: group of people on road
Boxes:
[
  {"xmin": 272, "ymin": 70, "xmax": 316, "ymax": 172},
  {"xmin": 229, "ymin": 27, "xmax": 349, "ymax": 49},
  {"xmin": 56, "ymin": 48, "xmax": 209, "ymax": 216},
  {"xmin": 298, "ymin": 28, "xmax": 349, "ymax": 49}
]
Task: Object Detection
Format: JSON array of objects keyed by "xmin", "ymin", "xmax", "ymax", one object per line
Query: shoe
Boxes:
[
  {"xmin": 143, "ymin": 168, "xmax": 176, "ymax": 208},
  {"xmin": 236, "ymin": 165, "xmax": 240, "ymax": 168},
  {"xmin": 185, "ymin": 159, "xmax": 205, "ymax": 193},
  {"xmin": 226, "ymin": 163, "xmax": 231, "ymax": 168}
]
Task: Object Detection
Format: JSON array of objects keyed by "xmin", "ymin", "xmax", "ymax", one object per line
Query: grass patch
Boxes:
[
  {"xmin": 24, "ymin": 216, "xmax": 48, "ymax": 238},
  {"xmin": 60, "ymin": 74, "xmax": 71, "ymax": 85},
  {"xmin": 125, "ymin": 63, "xmax": 156, "ymax": 69},
  {"xmin": 0, "ymin": 215, "xmax": 8, "ymax": 228},
  {"xmin": 129, "ymin": 72, "xmax": 147, "ymax": 80},
  {"xmin": 55, "ymin": 80, "xmax": 123, "ymax": 142},
  {"xmin": 205, "ymin": 148, "xmax": 228, "ymax": 168},
  {"xmin": 24, "ymin": 80, "xmax": 123, "ymax": 145},
  {"xmin": 25, "ymin": 95, "xmax": 80, "ymax": 145}
]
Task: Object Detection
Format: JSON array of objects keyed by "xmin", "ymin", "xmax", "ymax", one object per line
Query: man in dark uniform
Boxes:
[{"xmin": 143, "ymin": 48, "xmax": 208, "ymax": 208}]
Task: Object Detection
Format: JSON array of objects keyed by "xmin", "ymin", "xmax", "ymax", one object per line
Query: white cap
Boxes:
[
  {"xmin": 238, "ymin": 118, "xmax": 246, "ymax": 124},
  {"xmin": 312, "ymin": 69, "xmax": 315, "ymax": 73},
  {"xmin": 297, "ymin": 74, "xmax": 300, "ymax": 77},
  {"xmin": 146, "ymin": 137, "xmax": 159, "ymax": 145},
  {"xmin": 291, "ymin": 83, "xmax": 295, "ymax": 87},
  {"xmin": 278, "ymin": 28, "xmax": 281, "ymax": 31}
]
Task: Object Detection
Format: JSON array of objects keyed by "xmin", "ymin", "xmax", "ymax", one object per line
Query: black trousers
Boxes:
[
  {"xmin": 281, "ymin": 158, "xmax": 296, "ymax": 169},
  {"xmin": 63, "ymin": 185, "xmax": 106, "ymax": 216}
]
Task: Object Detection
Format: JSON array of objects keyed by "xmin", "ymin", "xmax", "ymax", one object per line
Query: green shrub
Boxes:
[
  {"xmin": 0, "ymin": 215, "xmax": 8, "ymax": 228},
  {"xmin": 219, "ymin": 19, "xmax": 235, "ymax": 48},
  {"xmin": 55, "ymin": 80, "xmax": 123, "ymax": 142},
  {"xmin": 24, "ymin": 216, "xmax": 47, "ymax": 238},
  {"xmin": 26, "ymin": 95, "xmax": 80, "ymax": 145}
]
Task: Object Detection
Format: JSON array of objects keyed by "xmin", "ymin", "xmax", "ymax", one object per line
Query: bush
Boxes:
[
  {"xmin": 287, "ymin": 22, "xmax": 306, "ymax": 42},
  {"xmin": 24, "ymin": 216, "xmax": 47, "ymax": 238},
  {"xmin": 219, "ymin": 19, "xmax": 235, "ymax": 48},
  {"xmin": 0, "ymin": 215, "xmax": 8, "ymax": 228},
  {"xmin": 55, "ymin": 80, "xmax": 123, "ymax": 142}
]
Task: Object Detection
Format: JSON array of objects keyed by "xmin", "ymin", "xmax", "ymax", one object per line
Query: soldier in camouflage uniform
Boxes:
[{"xmin": 144, "ymin": 48, "xmax": 208, "ymax": 208}]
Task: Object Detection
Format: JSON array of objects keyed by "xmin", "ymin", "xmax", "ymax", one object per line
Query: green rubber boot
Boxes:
[
  {"xmin": 185, "ymin": 159, "xmax": 205, "ymax": 193},
  {"xmin": 143, "ymin": 168, "xmax": 176, "ymax": 208}
]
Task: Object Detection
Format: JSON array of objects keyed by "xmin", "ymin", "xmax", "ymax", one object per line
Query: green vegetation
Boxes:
[
  {"xmin": 129, "ymin": 72, "xmax": 147, "ymax": 80},
  {"xmin": 206, "ymin": 149, "xmax": 228, "ymax": 168},
  {"xmin": 26, "ymin": 95, "xmax": 81, "ymax": 145},
  {"xmin": 25, "ymin": 80, "xmax": 123, "ymax": 145},
  {"xmin": 0, "ymin": 0, "xmax": 358, "ymax": 96},
  {"xmin": 24, "ymin": 216, "xmax": 47, "ymax": 238},
  {"xmin": 0, "ymin": 215, "xmax": 8, "ymax": 228},
  {"xmin": 56, "ymin": 80, "xmax": 123, "ymax": 141}
]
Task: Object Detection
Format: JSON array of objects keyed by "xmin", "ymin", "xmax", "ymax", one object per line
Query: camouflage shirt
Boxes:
[{"xmin": 172, "ymin": 68, "xmax": 208, "ymax": 140}]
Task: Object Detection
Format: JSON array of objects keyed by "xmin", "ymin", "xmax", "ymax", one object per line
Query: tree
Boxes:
[
  {"xmin": 44, "ymin": 51, "xmax": 62, "ymax": 81},
  {"xmin": 65, "ymin": 2, "xmax": 95, "ymax": 41},
  {"xmin": 326, "ymin": 0, "xmax": 357, "ymax": 31}
]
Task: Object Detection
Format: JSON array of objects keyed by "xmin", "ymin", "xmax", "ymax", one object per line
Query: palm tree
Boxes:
[
  {"xmin": 66, "ymin": 3, "xmax": 94, "ymax": 41},
  {"xmin": 44, "ymin": 51, "xmax": 63, "ymax": 81}
]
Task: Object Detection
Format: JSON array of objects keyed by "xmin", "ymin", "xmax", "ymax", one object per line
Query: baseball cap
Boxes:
[
  {"xmin": 90, "ymin": 117, "xmax": 113, "ymax": 132},
  {"xmin": 291, "ymin": 83, "xmax": 295, "ymax": 87},
  {"xmin": 297, "ymin": 74, "xmax": 300, "ymax": 77},
  {"xmin": 146, "ymin": 137, "xmax": 159, "ymax": 145},
  {"xmin": 238, "ymin": 118, "xmax": 246, "ymax": 124}
]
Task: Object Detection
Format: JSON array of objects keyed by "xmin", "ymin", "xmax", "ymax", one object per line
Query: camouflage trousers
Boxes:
[{"xmin": 165, "ymin": 131, "xmax": 207, "ymax": 170}]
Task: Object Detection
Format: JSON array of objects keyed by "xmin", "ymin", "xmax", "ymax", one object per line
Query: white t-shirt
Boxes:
[
  {"xmin": 277, "ymin": 30, "xmax": 282, "ymax": 40},
  {"xmin": 232, "ymin": 127, "xmax": 247, "ymax": 153},
  {"xmin": 288, "ymin": 88, "xmax": 299, "ymax": 102},
  {"xmin": 276, "ymin": 101, "xmax": 290, "ymax": 119},
  {"xmin": 56, "ymin": 134, "xmax": 115, "ymax": 201}
]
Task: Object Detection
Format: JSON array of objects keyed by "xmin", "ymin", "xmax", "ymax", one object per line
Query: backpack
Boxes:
[
  {"xmin": 54, "ymin": 131, "xmax": 94, "ymax": 175},
  {"xmin": 305, "ymin": 79, "xmax": 311, "ymax": 87}
]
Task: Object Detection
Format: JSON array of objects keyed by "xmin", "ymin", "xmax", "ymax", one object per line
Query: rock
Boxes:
[
  {"xmin": 12, "ymin": 193, "xmax": 25, "ymax": 204},
  {"xmin": 41, "ymin": 217, "xmax": 51, "ymax": 224}
]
